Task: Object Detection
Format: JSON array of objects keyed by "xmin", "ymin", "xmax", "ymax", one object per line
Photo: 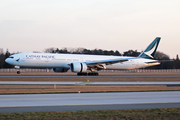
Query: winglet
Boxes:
[{"xmin": 138, "ymin": 37, "xmax": 161, "ymax": 59}]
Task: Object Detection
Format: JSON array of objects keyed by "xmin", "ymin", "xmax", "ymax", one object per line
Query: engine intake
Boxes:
[{"xmin": 70, "ymin": 62, "xmax": 87, "ymax": 73}]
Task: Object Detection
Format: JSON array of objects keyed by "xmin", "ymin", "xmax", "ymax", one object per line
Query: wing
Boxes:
[
  {"xmin": 85, "ymin": 58, "xmax": 133, "ymax": 66},
  {"xmin": 67, "ymin": 57, "xmax": 134, "ymax": 71}
]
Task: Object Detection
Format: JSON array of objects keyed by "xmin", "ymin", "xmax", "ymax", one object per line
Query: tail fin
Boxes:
[{"xmin": 138, "ymin": 37, "xmax": 161, "ymax": 59}]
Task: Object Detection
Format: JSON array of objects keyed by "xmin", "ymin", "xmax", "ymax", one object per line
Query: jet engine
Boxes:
[
  {"xmin": 70, "ymin": 62, "xmax": 87, "ymax": 73},
  {"xmin": 52, "ymin": 68, "xmax": 69, "ymax": 73}
]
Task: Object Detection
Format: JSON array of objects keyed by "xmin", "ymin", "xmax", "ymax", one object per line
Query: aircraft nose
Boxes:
[
  {"xmin": 5, "ymin": 58, "xmax": 12, "ymax": 64},
  {"xmin": 5, "ymin": 58, "xmax": 9, "ymax": 63}
]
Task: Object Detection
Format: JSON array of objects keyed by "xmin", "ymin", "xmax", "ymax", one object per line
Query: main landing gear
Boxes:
[{"xmin": 77, "ymin": 72, "xmax": 99, "ymax": 76}]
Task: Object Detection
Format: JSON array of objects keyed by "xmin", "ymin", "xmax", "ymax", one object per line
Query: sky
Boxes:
[{"xmin": 0, "ymin": 0, "xmax": 180, "ymax": 58}]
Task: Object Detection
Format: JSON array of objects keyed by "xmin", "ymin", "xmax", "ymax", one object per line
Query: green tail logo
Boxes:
[{"xmin": 138, "ymin": 37, "xmax": 161, "ymax": 59}]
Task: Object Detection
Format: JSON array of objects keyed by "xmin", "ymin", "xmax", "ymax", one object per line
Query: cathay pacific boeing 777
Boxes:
[{"xmin": 5, "ymin": 37, "xmax": 165, "ymax": 76}]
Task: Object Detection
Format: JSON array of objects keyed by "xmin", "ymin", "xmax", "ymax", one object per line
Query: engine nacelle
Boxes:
[
  {"xmin": 52, "ymin": 68, "xmax": 69, "ymax": 73},
  {"xmin": 70, "ymin": 62, "xmax": 87, "ymax": 73}
]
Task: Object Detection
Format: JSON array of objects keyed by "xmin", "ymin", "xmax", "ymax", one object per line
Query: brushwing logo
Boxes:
[
  {"xmin": 16, "ymin": 58, "xmax": 20, "ymax": 62},
  {"xmin": 144, "ymin": 42, "xmax": 158, "ymax": 58},
  {"xmin": 138, "ymin": 37, "xmax": 160, "ymax": 59}
]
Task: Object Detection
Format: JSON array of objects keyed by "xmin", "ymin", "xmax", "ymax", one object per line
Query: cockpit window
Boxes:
[{"xmin": 9, "ymin": 56, "xmax": 14, "ymax": 59}]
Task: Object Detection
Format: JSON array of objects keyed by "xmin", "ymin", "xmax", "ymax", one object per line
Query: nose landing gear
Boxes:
[
  {"xmin": 14, "ymin": 66, "xmax": 21, "ymax": 74},
  {"xmin": 17, "ymin": 71, "xmax": 20, "ymax": 74}
]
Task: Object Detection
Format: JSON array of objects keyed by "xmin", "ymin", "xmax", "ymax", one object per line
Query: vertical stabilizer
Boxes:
[{"xmin": 138, "ymin": 37, "xmax": 161, "ymax": 59}]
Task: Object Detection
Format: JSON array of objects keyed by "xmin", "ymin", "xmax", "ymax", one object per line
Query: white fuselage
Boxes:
[{"xmin": 5, "ymin": 53, "xmax": 160, "ymax": 71}]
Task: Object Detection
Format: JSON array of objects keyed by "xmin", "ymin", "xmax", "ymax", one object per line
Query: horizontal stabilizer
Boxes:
[{"xmin": 145, "ymin": 60, "xmax": 174, "ymax": 64}]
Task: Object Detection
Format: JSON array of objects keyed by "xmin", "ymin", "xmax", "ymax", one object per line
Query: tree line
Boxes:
[
  {"xmin": 0, "ymin": 48, "xmax": 180, "ymax": 69},
  {"xmin": 0, "ymin": 50, "xmax": 12, "ymax": 68}
]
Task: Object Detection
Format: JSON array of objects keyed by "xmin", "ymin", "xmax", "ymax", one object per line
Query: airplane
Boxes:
[{"xmin": 5, "ymin": 37, "xmax": 165, "ymax": 76}]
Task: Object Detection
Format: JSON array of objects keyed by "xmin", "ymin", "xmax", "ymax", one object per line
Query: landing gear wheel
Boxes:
[
  {"xmin": 88, "ymin": 72, "xmax": 99, "ymax": 76},
  {"xmin": 17, "ymin": 71, "xmax": 20, "ymax": 74},
  {"xmin": 77, "ymin": 72, "xmax": 99, "ymax": 76},
  {"xmin": 88, "ymin": 73, "xmax": 92, "ymax": 76},
  {"xmin": 77, "ymin": 72, "xmax": 87, "ymax": 76}
]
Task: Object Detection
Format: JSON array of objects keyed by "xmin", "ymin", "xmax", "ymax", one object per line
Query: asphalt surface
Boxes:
[
  {"xmin": 1, "ymin": 81, "xmax": 180, "ymax": 85},
  {"xmin": 1, "ymin": 103, "xmax": 180, "ymax": 113},
  {"xmin": 1, "ymin": 75, "xmax": 180, "ymax": 77},
  {"xmin": 0, "ymin": 91, "xmax": 180, "ymax": 113}
]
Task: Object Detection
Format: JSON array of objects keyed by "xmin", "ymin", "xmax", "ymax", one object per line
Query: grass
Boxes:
[
  {"xmin": 0, "ymin": 85, "xmax": 180, "ymax": 94},
  {"xmin": 0, "ymin": 77, "xmax": 180, "ymax": 82},
  {"xmin": 0, "ymin": 108, "xmax": 180, "ymax": 120},
  {"xmin": 0, "ymin": 76, "xmax": 180, "ymax": 94}
]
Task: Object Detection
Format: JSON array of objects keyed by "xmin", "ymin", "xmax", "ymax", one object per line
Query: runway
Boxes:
[
  {"xmin": 1, "ymin": 75, "xmax": 180, "ymax": 77},
  {"xmin": 0, "ymin": 91, "xmax": 180, "ymax": 113},
  {"xmin": 1, "ymin": 81, "xmax": 180, "ymax": 86}
]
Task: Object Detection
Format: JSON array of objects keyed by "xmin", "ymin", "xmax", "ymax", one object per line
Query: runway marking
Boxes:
[{"xmin": 77, "ymin": 82, "xmax": 93, "ymax": 85}]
